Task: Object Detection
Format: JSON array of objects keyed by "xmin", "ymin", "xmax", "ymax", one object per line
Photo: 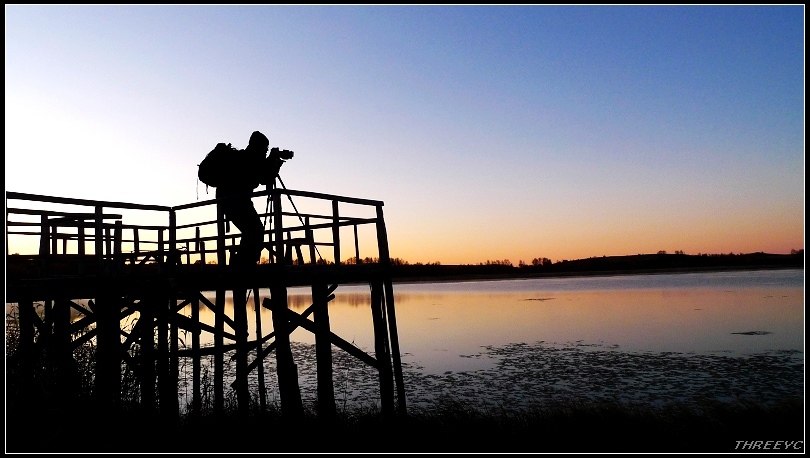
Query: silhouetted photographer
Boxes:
[{"xmin": 212, "ymin": 130, "xmax": 293, "ymax": 270}]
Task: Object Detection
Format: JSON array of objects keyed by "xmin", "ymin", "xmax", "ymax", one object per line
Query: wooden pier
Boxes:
[{"xmin": 5, "ymin": 188, "xmax": 406, "ymax": 419}]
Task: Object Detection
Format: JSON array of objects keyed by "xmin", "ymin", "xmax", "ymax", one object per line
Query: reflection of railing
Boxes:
[{"xmin": 7, "ymin": 187, "xmax": 393, "ymax": 276}]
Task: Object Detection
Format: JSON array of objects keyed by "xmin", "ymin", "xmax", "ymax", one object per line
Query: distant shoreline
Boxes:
[{"xmin": 390, "ymin": 264, "xmax": 804, "ymax": 285}]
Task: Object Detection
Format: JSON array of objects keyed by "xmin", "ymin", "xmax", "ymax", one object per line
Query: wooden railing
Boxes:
[{"xmin": 6, "ymin": 187, "xmax": 391, "ymax": 275}]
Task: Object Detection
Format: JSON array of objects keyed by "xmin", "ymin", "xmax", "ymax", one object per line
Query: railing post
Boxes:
[
  {"xmin": 114, "ymin": 220, "xmax": 123, "ymax": 274},
  {"xmin": 78, "ymin": 221, "xmax": 86, "ymax": 256},
  {"xmin": 39, "ymin": 215, "xmax": 50, "ymax": 276},
  {"xmin": 306, "ymin": 216, "xmax": 316, "ymax": 265},
  {"xmin": 39, "ymin": 216, "xmax": 49, "ymax": 254},
  {"xmin": 157, "ymin": 229, "xmax": 165, "ymax": 273},
  {"xmin": 169, "ymin": 210, "xmax": 177, "ymax": 271},
  {"xmin": 95, "ymin": 206, "xmax": 104, "ymax": 271},
  {"xmin": 133, "ymin": 228, "xmax": 140, "ymax": 259},
  {"xmin": 77, "ymin": 220, "xmax": 86, "ymax": 276},
  {"xmin": 195, "ymin": 226, "xmax": 206, "ymax": 268},
  {"xmin": 51, "ymin": 222, "xmax": 58, "ymax": 255},
  {"xmin": 353, "ymin": 224, "xmax": 360, "ymax": 263},
  {"xmin": 194, "ymin": 227, "xmax": 200, "ymax": 262},
  {"xmin": 105, "ymin": 227, "xmax": 112, "ymax": 261},
  {"xmin": 332, "ymin": 200, "xmax": 340, "ymax": 265},
  {"xmin": 274, "ymin": 192, "xmax": 284, "ymax": 264}
]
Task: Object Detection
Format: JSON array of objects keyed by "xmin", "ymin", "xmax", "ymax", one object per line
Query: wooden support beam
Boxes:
[
  {"xmin": 283, "ymin": 305, "xmax": 379, "ymax": 368},
  {"xmin": 71, "ymin": 328, "xmax": 97, "ymax": 350},
  {"xmin": 22, "ymin": 304, "xmax": 49, "ymax": 337},
  {"xmin": 17, "ymin": 299, "xmax": 36, "ymax": 405},
  {"xmin": 94, "ymin": 292, "xmax": 122, "ymax": 413},
  {"xmin": 195, "ymin": 291, "xmax": 237, "ymax": 332},
  {"xmin": 313, "ymin": 282, "xmax": 336, "ymax": 418},
  {"xmin": 233, "ymin": 285, "xmax": 250, "ymax": 415},
  {"xmin": 7, "ymin": 188, "xmax": 405, "ymax": 420},
  {"xmin": 70, "ymin": 315, "xmax": 96, "ymax": 335},
  {"xmin": 191, "ymin": 292, "xmax": 201, "ymax": 416},
  {"xmin": 376, "ymin": 205, "xmax": 407, "ymax": 415},
  {"xmin": 139, "ymin": 298, "xmax": 156, "ymax": 413},
  {"xmin": 120, "ymin": 314, "xmax": 147, "ymax": 355},
  {"xmin": 52, "ymin": 298, "xmax": 78, "ymax": 406},
  {"xmin": 168, "ymin": 209, "xmax": 180, "ymax": 417},
  {"xmin": 254, "ymin": 288, "xmax": 267, "ymax": 411},
  {"xmin": 173, "ymin": 298, "xmax": 193, "ymax": 313},
  {"xmin": 68, "ymin": 300, "xmax": 93, "ymax": 317},
  {"xmin": 244, "ymin": 297, "xmax": 321, "ymax": 376},
  {"xmin": 157, "ymin": 294, "xmax": 170, "ymax": 418},
  {"xmin": 269, "ymin": 282, "xmax": 303, "ymax": 418},
  {"xmin": 370, "ymin": 281, "xmax": 394, "ymax": 415},
  {"xmin": 214, "ymin": 202, "xmax": 226, "ymax": 415},
  {"xmin": 384, "ymin": 278, "xmax": 407, "ymax": 414}
]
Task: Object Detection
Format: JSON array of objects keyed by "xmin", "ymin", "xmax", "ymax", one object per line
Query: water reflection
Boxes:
[
  {"xmin": 189, "ymin": 270, "xmax": 804, "ymax": 376},
  {"xmin": 7, "ymin": 269, "xmax": 801, "ymax": 412}
]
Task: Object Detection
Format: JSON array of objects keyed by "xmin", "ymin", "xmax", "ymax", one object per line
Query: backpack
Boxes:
[{"xmin": 198, "ymin": 142, "xmax": 237, "ymax": 191}]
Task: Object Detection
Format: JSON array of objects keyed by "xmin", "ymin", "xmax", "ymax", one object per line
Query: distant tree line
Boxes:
[
  {"xmin": 198, "ymin": 249, "xmax": 804, "ymax": 273},
  {"xmin": 384, "ymin": 250, "xmax": 804, "ymax": 281}
]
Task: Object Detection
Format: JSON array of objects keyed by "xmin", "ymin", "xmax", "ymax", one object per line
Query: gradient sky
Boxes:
[{"xmin": 5, "ymin": 5, "xmax": 805, "ymax": 265}]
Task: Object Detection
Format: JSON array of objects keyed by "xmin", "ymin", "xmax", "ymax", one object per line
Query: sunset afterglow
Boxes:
[{"xmin": 5, "ymin": 6, "xmax": 804, "ymax": 264}]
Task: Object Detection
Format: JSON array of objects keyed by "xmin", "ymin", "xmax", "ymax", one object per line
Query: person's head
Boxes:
[{"xmin": 248, "ymin": 131, "xmax": 269, "ymax": 152}]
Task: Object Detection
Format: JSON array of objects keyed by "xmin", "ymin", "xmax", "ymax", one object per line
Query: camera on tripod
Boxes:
[{"xmin": 270, "ymin": 147, "xmax": 294, "ymax": 160}]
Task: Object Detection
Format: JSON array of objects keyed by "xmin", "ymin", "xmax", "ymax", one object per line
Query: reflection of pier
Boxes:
[{"xmin": 6, "ymin": 188, "xmax": 406, "ymax": 419}]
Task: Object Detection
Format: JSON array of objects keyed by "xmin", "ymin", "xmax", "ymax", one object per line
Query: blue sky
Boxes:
[{"xmin": 5, "ymin": 5, "xmax": 805, "ymax": 264}]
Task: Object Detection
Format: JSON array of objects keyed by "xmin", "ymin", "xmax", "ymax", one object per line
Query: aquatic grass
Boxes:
[{"xmin": 6, "ymin": 372, "xmax": 804, "ymax": 453}]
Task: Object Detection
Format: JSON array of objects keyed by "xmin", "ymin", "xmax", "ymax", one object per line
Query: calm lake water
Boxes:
[{"xmin": 190, "ymin": 268, "xmax": 804, "ymax": 412}]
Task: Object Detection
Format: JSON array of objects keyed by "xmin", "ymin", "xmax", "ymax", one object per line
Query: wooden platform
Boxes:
[
  {"xmin": 7, "ymin": 255, "xmax": 389, "ymax": 302},
  {"xmin": 6, "ymin": 188, "xmax": 407, "ymax": 419}
]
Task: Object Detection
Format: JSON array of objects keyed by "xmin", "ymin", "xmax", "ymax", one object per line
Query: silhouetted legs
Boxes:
[
  {"xmin": 222, "ymin": 198, "xmax": 264, "ymax": 268},
  {"xmin": 221, "ymin": 198, "xmax": 265, "ymax": 414}
]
